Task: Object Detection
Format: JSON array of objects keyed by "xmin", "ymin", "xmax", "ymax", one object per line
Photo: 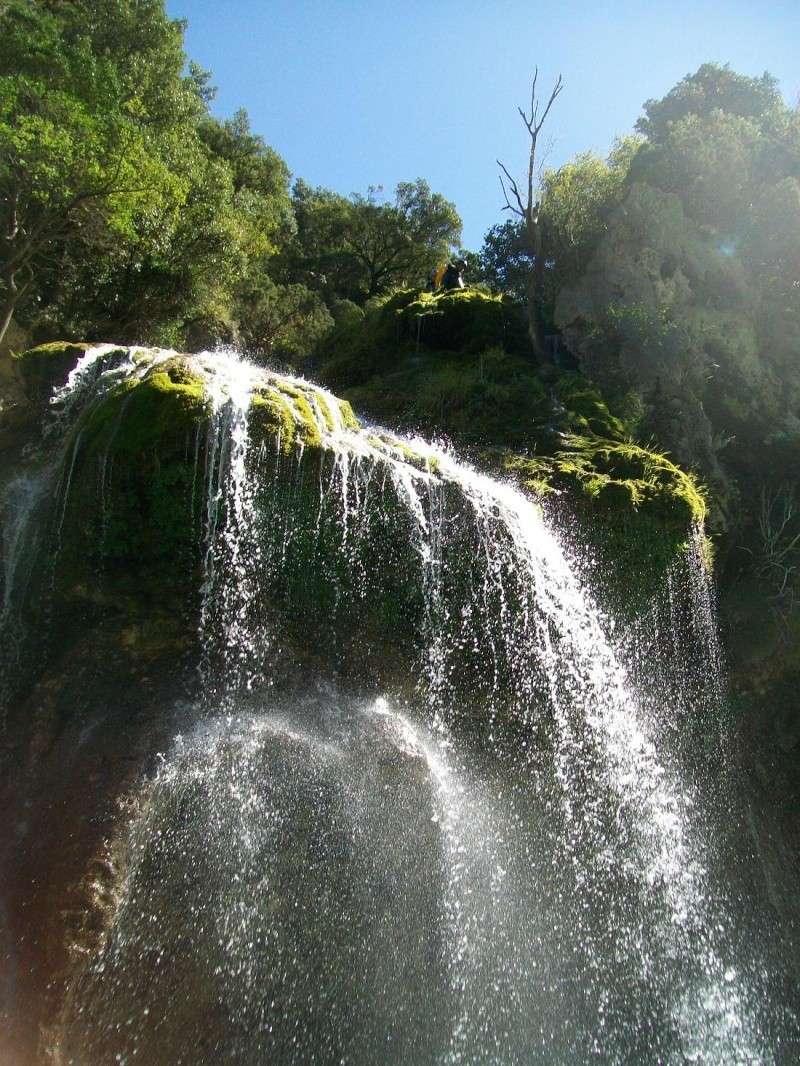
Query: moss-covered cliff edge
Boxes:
[
  {"xmin": 317, "ymin": 288, "xmax": 707, "ymax": 611},
  {"xmin": 0, "ymin": 333, "xmax": 708, "ymax": 747},
  {"xmin": 7, "ymin": 330, "xmax": 707, "ymax": 628}
]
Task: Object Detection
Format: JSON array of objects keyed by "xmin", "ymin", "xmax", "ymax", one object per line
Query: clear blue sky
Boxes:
[{"xmin": 166, "ymin": 0, "xmax": 800, "ymax": 250}]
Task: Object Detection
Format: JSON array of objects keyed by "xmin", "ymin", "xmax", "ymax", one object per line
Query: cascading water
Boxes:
[{"xmin": 1, "ymin": 345, "xmax": 797, "ymax": 1064}]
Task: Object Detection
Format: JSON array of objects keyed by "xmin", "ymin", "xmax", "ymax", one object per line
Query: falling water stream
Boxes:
[{"xmin": 1, "ymin": 347, "xmax": 797, "ymax": 1063}]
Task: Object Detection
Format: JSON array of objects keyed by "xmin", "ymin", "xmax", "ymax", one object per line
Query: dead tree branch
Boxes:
[{"xmin": 496, "ymin": 67, "xmax": 563, "ymax": 362}]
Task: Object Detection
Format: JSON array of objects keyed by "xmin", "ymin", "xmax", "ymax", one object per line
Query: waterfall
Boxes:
[{"xmin": 1, "ymin": 346, "xmax": 795, "ymax": 1064}]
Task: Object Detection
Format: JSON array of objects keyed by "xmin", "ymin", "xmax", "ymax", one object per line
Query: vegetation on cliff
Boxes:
[{"xmin": 317, "ymin": 287, "xmax": 707, "ymax": 610}]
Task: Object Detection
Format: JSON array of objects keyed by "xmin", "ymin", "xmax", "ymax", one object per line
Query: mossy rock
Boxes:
[
  {"xmin": 79, "ymin": 358, "xmax": 210, "ymax": 457},
  {"xmin": 54, "ymin": 358, "xmax": 211, "ymax": 595},
  {"xmin": 492, "ymin": 436, "xmax": 708, "ymax": 614},
  {"xmin": 552, "ymin": 374, "xmax": 627, "ymax": 439},
  {"xmin": 494, "ymin": 437, "xmax": 705, "ymax": 528},
  {"xmin": 337, "ymin": 398, "xmax": 359, "ymax": 431},
  {"xmin": 319, "ymin": 288, "xmax": 529, "ymax": 393},
  {"xmin": 12, "ymin": 342, "xmax": 96, "ymax": 402},
  {"xmin": 248, "ymin": 380, "xmax": 359, "ymax": 453},
  {"xmin": 317, "ymin": 287, "xmax": 634, "ymax": 453},
  {"xmin": 250, "ymin": 389, "xmax": 297, "ymax": 454},
  {"xmin": 398, "ymin": 289, "xmax": 529, "ymax": 356}
]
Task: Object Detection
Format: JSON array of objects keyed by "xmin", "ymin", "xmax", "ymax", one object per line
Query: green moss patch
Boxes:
[
  {"xmin": 79, "ymin": 357, "xmax": 209, "ymax": 457},
  {"xmin": 318, "ymin": 288, "xmax": 629, "ymax": 451},
  {"xmin": 318, "ymin": 288, "xmax": 529, "ymax": 394},
  {"xmin": 54, "ymin": 358, "xmax": 211, "ymax": 593},
  {"xmin": 495, "ymin": 437, "xmax": 705, "ymax": 526},
  {"xmin": 337, "ymin": 398, "xmax": 359, "ymax": 431},
  {"xmin": 398, "ymin": 289, "xmax": 529, "ymax": 355},
  {"xmin": 492, "ymin": 437, "xmax": 708, "ymax": 613},
  {"xmin": 249, "ymin": 389, "xmax": 297, "ymax": 454}
]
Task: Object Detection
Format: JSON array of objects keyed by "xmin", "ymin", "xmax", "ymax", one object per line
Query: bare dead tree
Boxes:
[{"xmin": 497, "ymin": 68, "xmax": 563, "ymax": 362}]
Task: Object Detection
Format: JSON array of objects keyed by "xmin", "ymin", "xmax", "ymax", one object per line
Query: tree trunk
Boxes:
[
  {"xmin": 525, "ymin": 267, "xmax": 547, "ymax": 363},
  {"xmin": 0, "ymin": 273, "xmax": 21, "ymax": 352},
  {"xmin": 523, "ymin": 218, "xmax": 550, "ymax": 364}
]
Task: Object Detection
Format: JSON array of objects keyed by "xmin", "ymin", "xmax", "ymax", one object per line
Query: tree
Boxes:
[
  {"xmin": 278, "ymin": 179, "xmax": 461, "ymax": 304},
  {"xmin": 555, "ymin": 63, "xmax": 800, "ymax": 534},
  {"xmin": 477, "ymin": 220, "xmax": 531, "ymax": 301},
  {"xmin": 0, "ymin": 0, "xmax": 205, "ymax": 348},
  {"xmin": 42, "ymin": 145, "xmax": 242, "ymax": 346},
  {"xmin": 347, "ymin": 180, "xmax": 461, "ymax": 298},
  {"xmin": 541, "ymin": 138, "xmax": 639, "ymax": 287},
  {"xmin": 635, "ymin": 63, "xmax": 784, "ymax": 144},
  {"xmin": 478, "ymin": 139, "xmax": 637, "ymax": 324},
  {"xmin": 235, "ymin": 277, "xmax": 333, "ymax": 366},
  {"xmin": 630, "ymin": 110, "xmax": 763, "ymax": 231},
  {"xmin": 497, "ymin": 68, "xmax": 564, "ymax": 362},
  {"xmin": 198, "ymin": 109, "xmax": 293, "ymax": 259}
]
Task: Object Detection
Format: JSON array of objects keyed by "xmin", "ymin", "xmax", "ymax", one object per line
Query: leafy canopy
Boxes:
[{"xmin": 0, "ymin": 0, "xmax": 206, "ymax": 338}]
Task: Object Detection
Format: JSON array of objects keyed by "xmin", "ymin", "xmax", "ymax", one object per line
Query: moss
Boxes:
[
  {"xmin": 399, "ymin": 289, "xmax": 529, "ymax": 356},
  {"xmin": 319, "ymin": 288, "xmax": 529, "ymax": 395},
  {"xmin": 79, "ymin": 358, "xmax": 209, "ymax": 457},
  {"xmin": 13, "ymin": 341, "xmax": 91, "ymax": 361},
  {"xmin": 315, "ymin": 393, "xmax": 336, "ymax": 434},
  {"xmin": 249, "ymin": 390, "xmax": 296, "ymax": 454},
  {"xmin": 318, "ymin": 288, "xmax": 635, "ymax": 455},
  {"xmin": 486, "ymin": 435, "xmax": 707, "ymax": 615},
  {"xmin": 491, "ymin": 436, "xmax": 705, "ymax": 528},
  {"xmin": 51, "ymin": 359, "xmax": 212, "ymax": 599},
  {"xmin": 561, "ymin": 437, "xmax": 707, "ymax": 526},
  {"xmin": 498, "ymin": 453, "xmax": 556, "ymax": 498},
  {"xmin": 338, "ymin": 399, "xmax": 359, "ymax": 431},
  {"xmin": 271, "ymin": 381, "xmax": 323, "ymax": 449},
  {"xmin": 292, "ymin": 393, "xmax": 323, "ymax": 449},
  {"xmin": 552, "ymin": 374, "xmax": 627, "ymax": 439}
]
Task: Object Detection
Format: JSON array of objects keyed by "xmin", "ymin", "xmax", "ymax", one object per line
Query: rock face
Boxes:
[
  {"xmin": 2, "ymin": 340, "xmax": 707, "ymax": 721},
  {"xmin": 0, "ymin": 341, "xmax": 718, "ymax": 1064}
]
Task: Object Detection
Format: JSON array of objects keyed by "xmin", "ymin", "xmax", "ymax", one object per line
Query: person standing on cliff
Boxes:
[{"xmin": 439, "ymin": 259, "xmax": 467, "ymax": 290}]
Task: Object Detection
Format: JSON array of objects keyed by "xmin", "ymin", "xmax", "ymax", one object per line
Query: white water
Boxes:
[{"xmin": 3, "ymin": 345, "xmax": 790, "ymax": 1063}]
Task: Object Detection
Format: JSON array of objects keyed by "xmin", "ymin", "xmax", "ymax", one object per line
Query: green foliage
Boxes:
[
  {"xmin": 0, "ymin": 0, "xmax": 207, "ymax": 341},
  {"xmin": 557, "ymin": 62, "xmax": 800, "ymax": 556},
  {"xmin": 275, "ymin": 178, "xmax": 462, "ymax": 303},
  {"xmin": 631, "ymin": 110, "xmax": 764, "ymax": 230},
  {"xmin": 1, "ymin": 3, "xmax": 305, "ymax": 354},
  {"xmin": 540, "ymin": 139, "xmax": 640, "ymax": 287},
  {"xmin": 197, "ymin": 108, "xmax": 293, "ymax": 255},
  {"xmin": 476, "ymin": 140, "xmax": 637, "ymax": 337},
  {"xmin": 475, "ymin": 220, "xmax": 532, "ymax": 301},
  {"xmin": 235, "ymin": 278, "xmax": 333, "ymax": 365},
  {"xmin": 636, "ymin": 63, "xmax": 785, "ymax": 143}
]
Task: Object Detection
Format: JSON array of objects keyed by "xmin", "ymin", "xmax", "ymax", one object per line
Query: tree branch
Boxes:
[{"xmin": 497, "ymin": 161, "xmax": 525, "ymax": 217}]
